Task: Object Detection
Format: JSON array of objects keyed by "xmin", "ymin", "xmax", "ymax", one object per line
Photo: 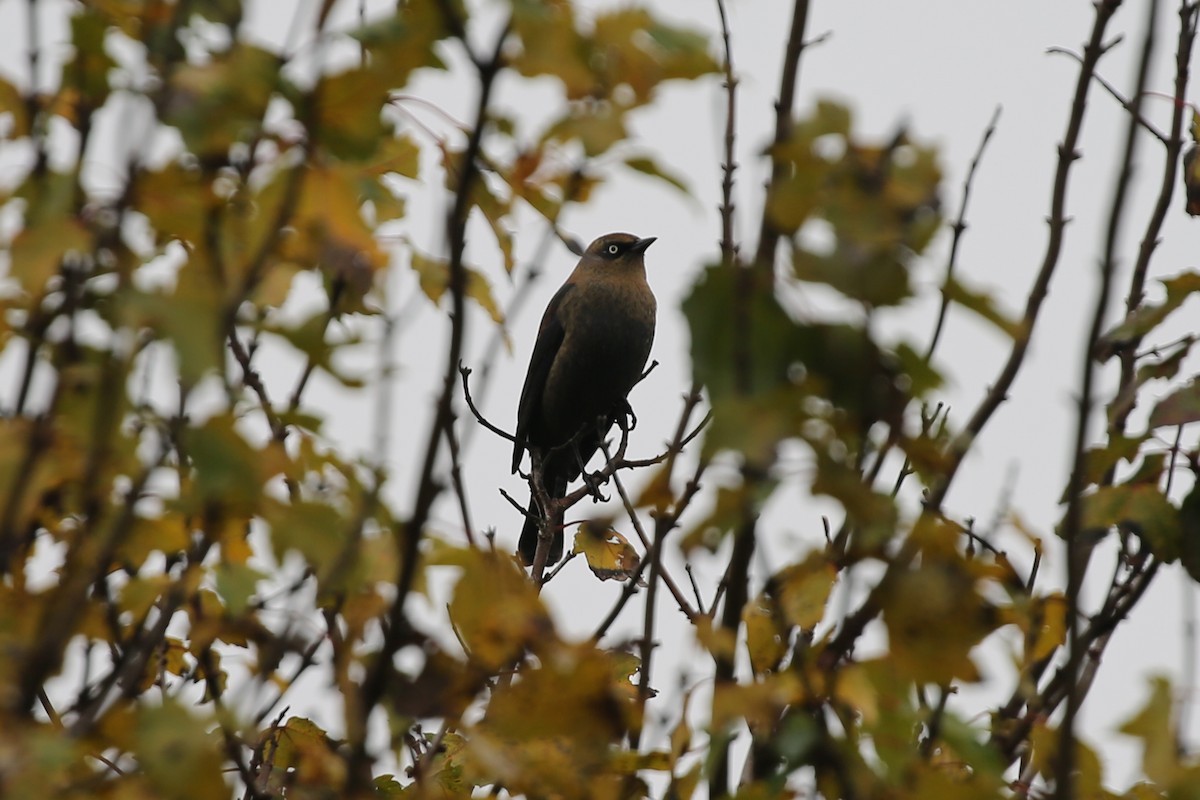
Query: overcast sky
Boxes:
[{"xmin": 1, "ymin": 0, "xmax": 1196, "ymax": 789}]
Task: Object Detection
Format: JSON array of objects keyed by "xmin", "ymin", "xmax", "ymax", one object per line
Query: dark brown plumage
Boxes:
[{"xmin": 512, "ymin": 233, "xmax": 658, "ymax": 565}]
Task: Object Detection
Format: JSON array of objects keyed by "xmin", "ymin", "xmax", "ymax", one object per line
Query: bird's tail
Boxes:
[{"xmin": 518, "ymin": 478, "xmax": 566, "ymax": 566}]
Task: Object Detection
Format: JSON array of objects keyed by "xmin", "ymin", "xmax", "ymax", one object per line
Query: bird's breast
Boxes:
[{"xmin": 539, "ymin": 277, "xmax": 656, "ymax": 441}]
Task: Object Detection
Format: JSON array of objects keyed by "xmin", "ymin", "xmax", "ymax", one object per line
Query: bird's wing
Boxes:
[{"xmin": 512, "ymin": 282, "xmax": 574, "ymax": 473}]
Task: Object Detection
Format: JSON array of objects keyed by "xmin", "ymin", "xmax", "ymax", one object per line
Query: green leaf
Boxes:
[
  {"xmin": 314, "ymin": 65, "xmax": 392, "ymax": 161},
  {"xmin": 7, "ymin": 215, "xmax": 90, "ymax": 295},
  {"xmin": 622, "ymin": 155, "xmax": 690, "ymax": 194},
  {"xmin": 215, "ymin": 561, "xmax": 265, "ymax": 617},
  {"xmin": 1149, "ymin": 381, "xmax": 1200, "ymax": 428},
  {"xmin": 411, "ymin": 249, "xmax": 504, "ymax": 324},
  {"xmin": 352, "ymin": 0, "xmax": 454, "ymax": 88},
  {"xmin": 767, "ymin": 101, "xmax": 942, "ymax": 307},
  {"xmin": 121, "ymin": 266, "xmax": 224, "ymax": 386},
  {"xmin": 60, "ymin": 10, "xmax": 116, "ymax": 112},
  {"xmin": 544, "ymin": 102, "xmax": 629, "ymax": 157},
  {"xmin": 1119, "ymin": 676, "xmax": 1178, "ymax": 786},
  {"xmin": 770, "ymin": 551, "xmax": 837, "ymax": 630},
  {"xmin": 181, "ymin": 414, "xmax": 280, "ymax": 517},
  {"xmin": 510, "ymin": 0, "xmax": 594, "ymax": 98},
  {"xmin": 0, "ymin": 76, "xmax": 29, "ymax": 138},
  {"xmin": 943, "ymin": 276, "xmax": 1024, "ymax": 339},
  {"xmin": 135, "ymin": 701, "xmax": 227, "ymax": 800},
  {"xmin": 166, "ymin": 43, "xmax": 280, "ymax": 159},
  {"xmin": 1061, "ymin": 434, "xmax": 1146, "ymax": 500},
  {"xmin": 1179, "ymin": 485, "xmax": 1200, "ymax": 584},
  {"xmin": 1076, "ymin": 484, "xmax": 1178, "ymax": 562},
  {"xmin": 1099, "ymin": 270, "xmax": 1200, "ymax": 356}
]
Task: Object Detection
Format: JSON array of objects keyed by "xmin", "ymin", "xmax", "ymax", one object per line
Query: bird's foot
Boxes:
[
  {"xmin": 583, "ymin": 470, "xmax": 610, "ymax": 503},
  {"xmin": 617, "ymin": 399, "xmax": 637, "ymax": 431}
]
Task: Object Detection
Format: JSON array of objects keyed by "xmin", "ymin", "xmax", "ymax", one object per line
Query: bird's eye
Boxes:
[{"xmin": 606, "ymin": 244, "xmax": 621, "ymax": 255}]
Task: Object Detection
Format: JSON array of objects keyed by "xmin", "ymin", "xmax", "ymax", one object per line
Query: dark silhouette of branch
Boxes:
[
  {"xmin": 1056, "ymin": 4, "xmax": 1157, "ymax": 794},
  {"xmin": 1047, "ymin": 46, "xmax": 1170, "ymax": 145},
  {"xmin": 925, "ymin": 106, "xmax": 1002, "ymax": 360}
]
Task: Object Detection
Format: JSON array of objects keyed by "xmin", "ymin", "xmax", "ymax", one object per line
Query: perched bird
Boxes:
[{"xmin": 512, "ymin": 233, "xmax": 658, "ymax": 566}]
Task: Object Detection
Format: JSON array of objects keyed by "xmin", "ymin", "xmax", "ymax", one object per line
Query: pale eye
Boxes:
[{"xmin": 607, "ymin": 244, "xmax": 620, "ymax": 255}]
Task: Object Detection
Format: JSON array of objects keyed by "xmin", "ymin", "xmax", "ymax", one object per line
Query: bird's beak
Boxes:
[{"xmin": 630, "ymin": 236, "xmax": 657, "ymax": 254}]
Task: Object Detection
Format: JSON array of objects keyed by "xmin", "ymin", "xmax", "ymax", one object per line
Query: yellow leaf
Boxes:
[
  {"xmin": 742, "ymin": 594, "xmax": 786, "ymax": 675},
  {"xmin": 1119, "ymin": 676, "xmax": 1179, "ymax": 785},
  {"xmin": 136, "ymin": 701, "xmax": 227, "ymax": 800},
  {"xmin": 772, "ymin": 551, "xmax": 837, "ymax": 630},
  {"xmin": 469, "ymin": 643, "xmax": 629, "ymax": 797},
  {"xmin": 573, "ymin": 521, "xmax": 642, "ymax": 582},
  {"xmin": 712, "ymin": 673, "xmax": 803, "ymax": 733},
  {"xmin": 8, "ymin": 216, "xmax": 90, "ymax": 295},
  {"xmin": 449, "ymin": 549, "xmax": 553, "ymax": 670}
]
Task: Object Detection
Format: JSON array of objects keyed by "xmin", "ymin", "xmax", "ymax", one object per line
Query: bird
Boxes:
[{"xmin": 512, "ymin": 232, "xmax": 658, "ymax": 566}]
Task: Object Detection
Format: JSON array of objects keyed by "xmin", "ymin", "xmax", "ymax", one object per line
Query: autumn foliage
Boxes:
[{"xmin": 1, "ymin": 1, "xmax": 1200, "ymax": 799}]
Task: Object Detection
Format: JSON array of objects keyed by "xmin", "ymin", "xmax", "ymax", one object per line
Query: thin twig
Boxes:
[{"xmin": 925, "ymin": 106, "xmax": 1002, "ymax": 360}]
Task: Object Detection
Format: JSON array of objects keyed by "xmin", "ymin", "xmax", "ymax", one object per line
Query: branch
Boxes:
[
  {"xmin": 928, "ymin": 0, "xmax": 1125, "ymax": 512},
  {"xmin": 348, "ymin": 20, "xmax": 511, "ymax": 791},
  {"xmin": 925, "ymin": 106, "xmax": 1002, "ymax": 360},
  {"xmin": 1056, "ymin": 3, "xmax": 1158, "ymax": 795}
]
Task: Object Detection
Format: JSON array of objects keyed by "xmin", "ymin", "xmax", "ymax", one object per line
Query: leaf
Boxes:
[
  {"xmin": 767, "ymin": 101, "xmax": 942, "ymax": 307},
  {"xmin": 136, "ymin": 162, "xmax": 217, "ymax": 246},
  {"xmin": 880, "ymin": 530, "xmax": 997, "ymax": 683},
  {"xmin": 771, "ymin": 551, "xmax": 837, "ymax": 630},
  {"xmin": 121, "ymin": 266, "xmax": 224, "ymax": 386},
  {"xmin": 1179, "ymin": 485, "xmax": 1200, "ymax": 584},
  {"xmin": 59, "ymin": 10, "xmax": 116, "ymax": 113},
  {"xmin": 1028, "ymin": 593, "xmax": 1068, "ymax": 663},
  {"xmin": 943, "ymin": 276, "xmax": 1024, "ymax": 339},
  {"xmin": 1061, "ymin": 434, "xmax": 1146, "ymax": 501},
  {"xmin": 135, "ymin": 701, "xmax": 227, "ymax": 800},
  {"xmin": 352, "ymin": 0, "xmax": 454, "ymax": 88},
  {"xmin": 470, "ymin": 643, "xmax": 629, "ymax": 796},
  {"xmin": 1099, "ymin": 270, "xmax": 1200, "ymax": 355},
  {"xmin": 544, "ymin": 102, "xmax": 629, "ymax": 157},
  {"xmin": 510, "ymin": 0, "xmax": 595, "ymax": 98},
  {"xmin": 7, "ymin": 215, "xmax": 90, "ymax": 295},
  {"xmin": 410, "ymin": 249, "xmax": 504, "ymax": 324},
  {"xmin": 166, "ymin": 43, "xmax": 280, "ymax": 159},
  {"xmin": 1075, "ymin": 484, "xmax": 1179, "ymax": 562},
  {"xmin": 0, "ymin": 76, "xmax": 29, "ymax": 138},
  {"xmin": 1149, "ymin": 381, "xmax": 1200, "ymax": 428},
  {"xmin": 1119, "ymin": 676, "xmax": 1178, "ymax": 786},
  {"xmin": 711, "ymin": 673, "xmax": 803, "ymax": 732},
  {"xmin": 449, "ymin": 549, "xmax": 553, "ymax": 670},
  {"xmin": 810, "ymin": 450, "xmax": 898, "ymax": 557},
  {"xmin": 215, "ymin": 561, "xmax": 265, "ymax": 617},
  {"xmin": 293, "ymin": 163, "xmax": 387, "ymax": 295},
  {"xmin": 591, "ymin": 9, "xmax": 718, "ymax": 103},
  {"xmin": 623, "ymin": 155, "xmax": 690, "ymax": 194},
  {"xmin": 268, "ymin": 717, "xmax": 346, "ymax": 789},
  {"xmin": 679, "ymin": 480, "xmax": 776, "ymax": 552},
  {"xmin": 181, "ymin": 414, "xmax": 282, "ymax": 517},
  {"xmin": 742, "ymin": 594, "xmax": 786, "ymax": 675},
  {"xmin": 315, "ymin": 64, "xmax": 391, "ymax": 161},
  {"xmin": 572, "ymin": 522, "xmax": 642, "ymax": 582}
]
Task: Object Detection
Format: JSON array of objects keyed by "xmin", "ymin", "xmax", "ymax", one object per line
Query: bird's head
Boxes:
[{"xmin": 582, "ymin": 233, "xmax": 656, "ymax": 267}]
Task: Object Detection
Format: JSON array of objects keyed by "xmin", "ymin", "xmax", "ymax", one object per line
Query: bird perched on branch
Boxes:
[{"xmin": 512, "ymin": 233, "xmax": 658, "ymax": 566}]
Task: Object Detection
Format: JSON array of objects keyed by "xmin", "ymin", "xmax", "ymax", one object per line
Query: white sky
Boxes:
[{"xmin": 1, "ymin": 0, "xmax": 1197, "ymax": 791}]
